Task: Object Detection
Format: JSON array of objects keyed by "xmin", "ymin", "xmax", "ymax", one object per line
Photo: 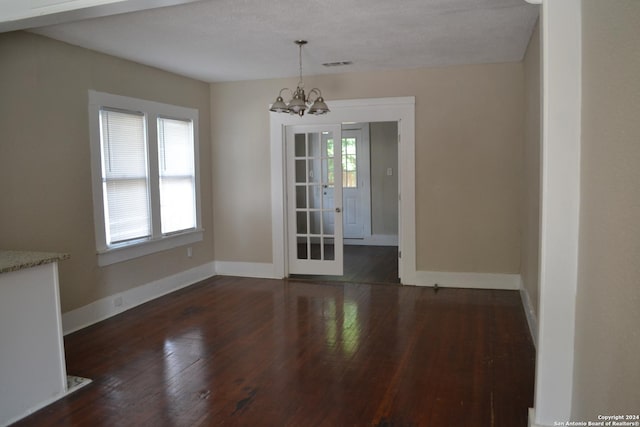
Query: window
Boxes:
[
  {"xmin": 326, "ymin": 137, "xmax": 357, "ymax": 188},
  {"xmin": 341, "ymin": 137, "xmax": 357, "ymax": 188},
  {"xmin": 89, "ymin": 91, "xmax": 202, "ymax": 266},
  {"xmin": 100, "ymin": 108, "xmax": 151, "ymax": 245},
  {"xmin": 157, "ymin": 117, "xmax": 196, "ymax": 234}
]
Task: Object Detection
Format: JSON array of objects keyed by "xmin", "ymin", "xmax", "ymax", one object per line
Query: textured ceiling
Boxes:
[{"xmin": 31, "ymin": 0, "xmax": 539, "ymax": 83}]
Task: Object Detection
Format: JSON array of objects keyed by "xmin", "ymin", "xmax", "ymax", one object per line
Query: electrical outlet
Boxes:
[
  {"xmin": 187, "ymin": 247, "xmax": 193, "ymax": 258},
  {"xmin": 114, "ymin": 296, "xmax": 123, "ymax": 307},
  {"xmin": 386, "ymin": 167, "xmax": 393, "ymax": 176}
]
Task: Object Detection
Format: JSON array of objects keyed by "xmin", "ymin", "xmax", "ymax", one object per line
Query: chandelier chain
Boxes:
[{"xmin": 298, "ymin": 42, "xmax": 303, "ymax": 87}]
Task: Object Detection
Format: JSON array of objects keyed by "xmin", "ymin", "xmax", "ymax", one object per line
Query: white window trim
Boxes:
[{"xmin": 88, "ymin": 90, "xmax": 203, "ymax": 266}]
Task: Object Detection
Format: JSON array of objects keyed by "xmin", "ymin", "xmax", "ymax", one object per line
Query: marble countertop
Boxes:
[{"xmin": 0, "ymin": 250, "xmax": 70, "ymax": 274}]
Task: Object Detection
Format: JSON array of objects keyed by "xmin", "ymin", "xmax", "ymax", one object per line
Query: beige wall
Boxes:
[
  {"xmin": 521, "ymin": 20, "xmax": 541, "ymax": 315},
  {"xmin": 211, "ymin": 63, "xmax": 523, "ymax": 273},
  {"xmin": 572, "ymin": 0, "xmax": 640, "ymax": 418},
  {"xmin": 0, "ymin": 32, "xmax": 524, "ymax": 312},
  {"xmin": 370, "ymin": 121, "xmax": 399, "ymax": 236},
  {"xmin": 0, "ymin": 31, "xmax": 214, "ymax": 312}
]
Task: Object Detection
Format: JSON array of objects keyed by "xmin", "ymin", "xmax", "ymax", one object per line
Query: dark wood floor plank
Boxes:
[{"xmin": 12, "ymin": 276, "xmax": 535, "ymax": 427}]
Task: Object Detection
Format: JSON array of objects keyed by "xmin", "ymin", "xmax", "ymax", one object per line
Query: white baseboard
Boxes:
[
  {"xmin": 61, "ymin": 262, "xmax": 216, "ymax": 335},
  {"xmin": 528, "ymin": 408, "xmax": 552, "ymax": 427},
  {"xmin": 344, "ymin": 234, "xmax": 398, "ymax": 246},
  {"xmin": 410, "ymin": 270, "xmax": 520, "ymax": 290},
  {"xmin": 214, "ymin": 261, "xmax": 280, "ymax": 279},
  {"xmin": 519, "ymin": 277, "xmax": 539, "ymax": 348}
]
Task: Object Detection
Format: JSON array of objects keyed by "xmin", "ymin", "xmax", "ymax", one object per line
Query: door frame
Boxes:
[{"xmin": 269, "ymin": 96, "xmax": 416, "ymax": 283}]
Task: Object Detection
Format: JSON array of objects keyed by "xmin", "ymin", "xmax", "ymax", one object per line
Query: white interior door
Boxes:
[
  {"xmin": 322, "ymin": 126, "xmax": 371, "ymax": 240},
  {"xmin": 286, "ymin": 124, "xmax": 343, "ymax": 275},
  {"xmin": 342, "ymin": 127, "xmax": 371, "ymax": 239}
]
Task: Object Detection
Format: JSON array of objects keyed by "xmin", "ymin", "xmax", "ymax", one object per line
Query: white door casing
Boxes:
[{"xmin": 270, "ymin": 97, "xmax": 416, "ymax": 283}]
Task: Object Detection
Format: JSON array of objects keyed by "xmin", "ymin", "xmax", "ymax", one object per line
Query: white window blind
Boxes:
[
  {"xmin": 99, "ymin": 108, "xmax": 151, "ymax": 245},
  {"xmin": 157, "ymin": 117, "xmax": 196, "ymax": 234}
]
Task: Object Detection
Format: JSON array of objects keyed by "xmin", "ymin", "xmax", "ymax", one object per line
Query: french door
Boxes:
[{"xmin": 286, "ymin": 124, "xmax": 343, "ymax": 275}]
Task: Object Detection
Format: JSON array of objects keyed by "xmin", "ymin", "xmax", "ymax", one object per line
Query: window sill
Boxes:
[{"xmin": 97, "ymin": 229, "xmax": 204, "ymax": 267}]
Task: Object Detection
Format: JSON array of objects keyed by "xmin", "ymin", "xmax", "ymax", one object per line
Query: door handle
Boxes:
[{"xmin": 335, "ymin": 207, "xmax": 341, "ymax": 213}]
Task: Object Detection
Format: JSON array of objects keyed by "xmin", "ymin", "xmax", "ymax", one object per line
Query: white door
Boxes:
[
  {"xmin": 322, "ymin": 126, "xmax": 371, "ymax": 239},
  {"xmin": 286, "ymin": 124, "xmax": 343, "ymax": 275},
  {"xmin": 342, "ymin": 127, "xmax": 371, "ymax": 239}
]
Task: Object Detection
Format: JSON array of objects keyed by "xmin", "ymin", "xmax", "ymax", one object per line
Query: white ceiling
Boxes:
[{"xmin": 29, "ymin": 0, "xmax": 539, "ymax": 83}]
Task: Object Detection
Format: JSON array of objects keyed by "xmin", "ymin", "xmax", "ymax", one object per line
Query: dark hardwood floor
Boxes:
[
  {"xmin": 291, "ymin": 245, "xmax": 400, "ymax": 284},
  {"xmin": 14, "ymin": 276, "xmax": 535, "ymax": 427}
]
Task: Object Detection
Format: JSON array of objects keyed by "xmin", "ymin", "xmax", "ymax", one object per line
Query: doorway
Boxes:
[
  {"xmin": 269, "ymin": 96, "xmax": 417, "ymax": 284},
  {"xmin": 289, "ymin": 121, "xmax": 400, "ymax": 285}
]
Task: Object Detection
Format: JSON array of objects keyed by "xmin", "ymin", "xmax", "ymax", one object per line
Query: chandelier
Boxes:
[{"xmin": 269, "ymin": 40, "xmax": 330, "ymax": 116}]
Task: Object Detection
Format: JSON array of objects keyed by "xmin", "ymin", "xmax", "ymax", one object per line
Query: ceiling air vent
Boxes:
[{"xmin": 322, "ymin": 61, "xmax": 353, "ymax": 67}]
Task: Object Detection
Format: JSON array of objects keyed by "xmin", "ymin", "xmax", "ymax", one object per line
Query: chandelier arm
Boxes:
[
  {"xmin": 278, "ymin": 88, "xmax": 293, "ymax": 99},
  {"xmin": 307, "ymin": 88, "xmax": 322, "ymax": 102}
]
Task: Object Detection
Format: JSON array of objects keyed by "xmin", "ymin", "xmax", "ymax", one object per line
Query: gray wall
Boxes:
[{"xmin": 370, "ymin": 122, "xmax": 399, "ymax": 236}]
